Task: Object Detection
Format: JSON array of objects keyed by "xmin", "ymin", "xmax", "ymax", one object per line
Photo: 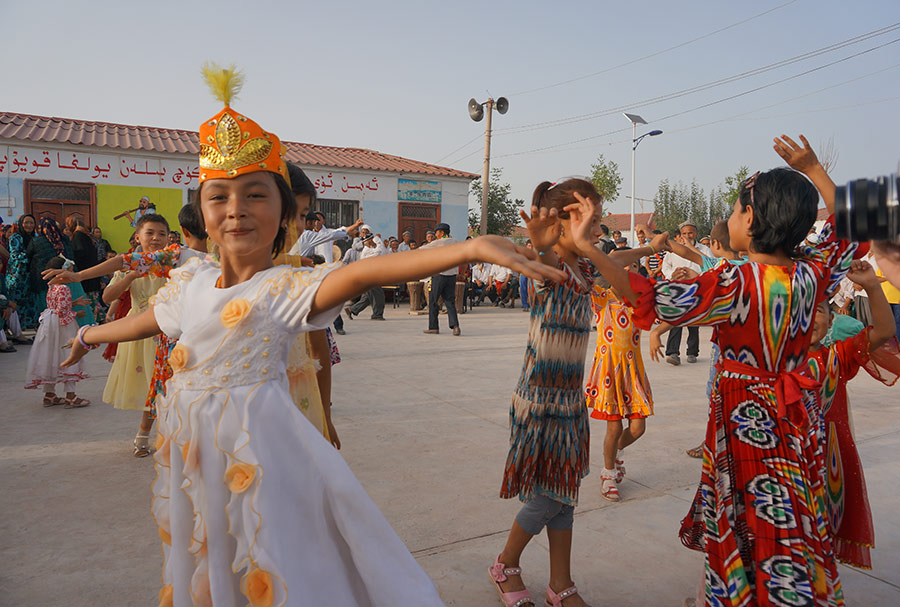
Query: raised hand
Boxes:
[
  {"xmin": 42, "ymin": 268, "xmax": 77, "ymax": 285},
  {"xmin": 519, "ymin": 205, "xmax": 561, "ymax": 253},
  {"xmin": 72, "ymin": 296, "xmax": 89, "ymax": 307},
  {"xmin": 846, "ymin": 259, "xmax": 879, "ymax": 289},
  {"xmin": 470, "ymin": 235, "xmax": 566, "ymax": 283},
  {"xmin": 773, "ymin": 134, "xmax": 820, "ymax": 174},
  {"xmin": 649, "ymin": 231, "xmax": 671, "ymax": 253},
  {"xmin": 563, "ymin": 192, "xmax": 598, "ymax": 254}
]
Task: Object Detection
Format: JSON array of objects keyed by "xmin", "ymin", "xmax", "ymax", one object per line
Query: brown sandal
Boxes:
[
  {"xmin": 686, "ymin": 444, "xmax": 703, "ymax": 459},
  {"xmin": 43, "ymin": 393, "xmax": 64, "ymax": 407},
  {"xmin": 63, "ymin": 396, "xmax": 90, "ymax": 409}
]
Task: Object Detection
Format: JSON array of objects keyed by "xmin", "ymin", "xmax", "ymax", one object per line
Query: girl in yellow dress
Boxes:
[
  {"xmin": 584, "ymin": 260, "xmax": 653, "ymax": 502},
  {"xmin": 101, "ymin": 214, "xmax": 169, "ymax": 455}
]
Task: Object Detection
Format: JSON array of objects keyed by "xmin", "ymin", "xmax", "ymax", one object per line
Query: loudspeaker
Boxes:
[
  {"xmin": 468, "ymin": 98, "xmax": 484, "ymax": 122},
  {"xmin": 496, "ymin": 96, "xmax": 509, "ymax": 115}
]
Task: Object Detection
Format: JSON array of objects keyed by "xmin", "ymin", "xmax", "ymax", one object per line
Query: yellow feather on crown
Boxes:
[{"xmin": 201, "ymin": 62, "xmax": 244, "ymax": 107}]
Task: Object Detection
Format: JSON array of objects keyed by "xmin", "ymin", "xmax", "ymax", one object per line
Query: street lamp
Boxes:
[
  {"xmin": 623, "ymin": 112, "xmax": 662, "ymax": 247},
  {"xmin": 469, "ymin": 96, "xmax": 509, "ymax": 235}
]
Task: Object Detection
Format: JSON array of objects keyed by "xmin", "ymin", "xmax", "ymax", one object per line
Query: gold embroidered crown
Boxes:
[{"xmin": 197, "ymin": 63, "xmax": 287, "ymax": 183}]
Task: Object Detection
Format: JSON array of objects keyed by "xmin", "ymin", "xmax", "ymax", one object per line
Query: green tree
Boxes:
[
  {"xmin": 589, "ymin": 154, "xmax": 622, "ymax": 204},
  {"xmin": 707, "ymin": 166, "xmax": 749, "ymax": 233},
  {"xmin": 468, "ymin": 168, "xmax": 524, "ymax": 236}
]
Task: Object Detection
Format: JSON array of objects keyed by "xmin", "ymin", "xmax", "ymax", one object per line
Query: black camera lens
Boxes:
[{"xmin": 834, "ymin": 163, "xmax": 899, "ymax": 243}]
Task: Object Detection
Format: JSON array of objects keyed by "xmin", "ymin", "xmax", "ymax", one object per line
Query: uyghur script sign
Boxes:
[{"xmin": 397, "ymin": 178, "xmax": 441, "ymax": 203}]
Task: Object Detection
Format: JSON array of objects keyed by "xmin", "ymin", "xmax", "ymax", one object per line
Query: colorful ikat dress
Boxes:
[
  {"xmin": 501, "ymin": 258, "xmax": 595, "ymax": 506},
  {"xmin": 627, "ymin": 217, "xmax": 860, "ymax": 607},
  {"xmin": 807, "ymin": 329, "xmax": 900, "ymax": 569},
  {"xmin": 584, "ymin": 285, "xmax": 653, "ymax": 420}
]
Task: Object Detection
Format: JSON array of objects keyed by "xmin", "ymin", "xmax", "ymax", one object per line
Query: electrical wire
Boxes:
[
  {"xmin": 491, "ymin": 38, "xmax": 900, "ymax": 159},
  {"xmin": 509, "ymin": 0, "xmax": 801, "ymax": 97},
  {"xmin": 497, "ymin": 22, "xmax": 900, "ymax": 135}
]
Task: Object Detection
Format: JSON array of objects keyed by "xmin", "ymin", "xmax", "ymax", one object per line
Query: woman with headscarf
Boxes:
[
  {"xmin": 5, "ymin": 214, "xmax": 42, "ymax": 329},
  {"xmin": 66, "ymin": 215, "xmax": 104, "ymax": 323},
  {"xmin": 26, "ymin": 217, "xmax": 72, "ymax": 322}
]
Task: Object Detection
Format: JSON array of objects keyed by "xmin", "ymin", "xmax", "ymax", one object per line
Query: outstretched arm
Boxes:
[
  {"xmin": 61, "ymin": 308, "xmax": 160, "ymax": 367},
  {"xmin": 311, "ymin": 235, "xmax": 566, "ymax": 316},
  {"xmin": 773, "ymin": 134, "xmax": 835, "ymax": 214},
  {"xmin": 848, "ymin": 260, "xmax": 896, "ymax": 351},
  {"xmin": 648, "ymin": 321, "xmax": 674, "ymax": 362},
  {"xmin": 44, "ymin": 253, "xmax": 128, "ymax": 285}
]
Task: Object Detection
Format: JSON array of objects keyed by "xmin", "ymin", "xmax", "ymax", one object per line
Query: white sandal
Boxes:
[
  {"xmin": 133, "ymin": 430, "xmax": 152, "ymax": 458},
  {"xmin": 615, "ymin": 458, "xmax": 626, "ymax": 483},
  {"xmin": 600, "ymin": 473, "xmax": 619, "ymax": 502}
]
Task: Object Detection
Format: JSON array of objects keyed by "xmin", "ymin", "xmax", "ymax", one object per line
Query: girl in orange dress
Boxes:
[{"xmin": 584, "ymin": 261, "xmax": 653, "ymax": 502}]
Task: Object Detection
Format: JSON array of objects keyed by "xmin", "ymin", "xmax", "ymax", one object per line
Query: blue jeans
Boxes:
[{"xmin": 519, "ymin": 274, "xmax": 529, "ymax": 309}]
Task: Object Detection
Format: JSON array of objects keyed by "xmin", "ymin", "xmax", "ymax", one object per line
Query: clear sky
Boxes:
[{"xmin": 4, "ymin": 0, "xmax": 899, "ymax": 220}]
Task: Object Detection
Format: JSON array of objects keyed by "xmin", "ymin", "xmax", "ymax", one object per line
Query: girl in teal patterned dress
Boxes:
[{"xmin": 489, "ymin": 178, "xmax": 668, "ymax": 607}]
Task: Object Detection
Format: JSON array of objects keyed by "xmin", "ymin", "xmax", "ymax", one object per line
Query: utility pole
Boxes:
[{"xmin": 468, "ymin": 96, "xmax": 508, "ymax": 235}]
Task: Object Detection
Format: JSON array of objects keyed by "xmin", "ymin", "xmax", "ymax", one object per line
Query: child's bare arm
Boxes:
[
  {"xmin": 667, "ymin": 239, "xmax": 703, "ymax": 265},
  {"xmin": 773, "ymin": 134, "xmax": 836, "ymax": 213},
  {"xmin": 102, "ymin": 271, "xmax": 138, "ymax": 304},
  {"xmin": 61, "ymin": 308, "xmax": 160, "ymax": 367},
  {"xmin": 848, "ymin": 260, "xmax": 896, "ymax": 350},
  {"xmin": 43, "ymin": 253, "xmax": 126, "ymax": 285},
  {"xmin": 311, "ymin": 235, "xmax": 565, "ymax": 316},
  {"xmin": 307, "ymin": 330, "xmax": 339, "ymax": 449},
  {"xmin": 608, "ymin": 237, "xmax": 665, "ymax": 267}
]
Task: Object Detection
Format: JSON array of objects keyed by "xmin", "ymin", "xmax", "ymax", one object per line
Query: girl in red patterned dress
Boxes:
[
  {"xmin": 806, "ymin": 264, "xmax": 899, "ymax": 570},
  {"xmin": 583, "ymin": 260, "xmax": 653, "ymax": 502},
  {"xmin": 562, "ymin": 135, "xmax": 862, "ymax": 607}
]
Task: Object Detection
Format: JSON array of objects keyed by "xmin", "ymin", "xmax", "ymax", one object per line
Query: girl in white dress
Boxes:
[
  {"xmin": 61, "ymin": 64, "xmax": 565, "ymax": 607},
  {"xmin": 25, "ymin": 256, "xmax": 90, "ymax": 407}
]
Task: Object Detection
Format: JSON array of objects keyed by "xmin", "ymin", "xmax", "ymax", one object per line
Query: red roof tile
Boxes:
[
  {"xmin": 603, "ymin": 212, "xmax": 656, "ymax": 232},
  {"xmin": 0, "ymin": 111, "xmax": 478, "ymax": 180}
]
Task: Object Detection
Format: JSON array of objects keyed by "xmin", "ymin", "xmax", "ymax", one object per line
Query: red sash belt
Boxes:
[{"xmin": 717, "ymin": 358, "xmax": 822, "ymax": 429}]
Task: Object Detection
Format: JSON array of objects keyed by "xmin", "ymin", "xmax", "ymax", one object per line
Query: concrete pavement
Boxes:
[{"xmin": 2, "ymin": 304, "xmax": 898, "ymax": 605}]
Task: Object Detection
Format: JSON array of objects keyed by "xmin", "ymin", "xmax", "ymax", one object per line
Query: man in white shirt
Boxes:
[
  {"xmin": 344, "ymin": 226, "xmax": 387, "ymax": 320},
  {"xmin": 420, "ymin": 223, "xmax": 460, "ymax": 335},
  {"xmin": 661, "ymin": 220, "xmax": 712, "ymax": 365},
  {"xmin": 471, "ymin": 261, "xmax": 492, "ymax": 305},
  {"xmin": 397, "ymin": 231, "xmax": 413, "ymax": 252},
  {"xmin": 490, "ymin": 263, "xmax": 512, "ymax": 306},
  {"xmin": 311, "ymin": 212, "xmax": 362, "ymax": 263}
]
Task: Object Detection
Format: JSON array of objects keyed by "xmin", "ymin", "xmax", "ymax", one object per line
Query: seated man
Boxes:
[
  {"xmin": 0, "ymin": 291, "xmax": 30, "ymax": 353},
  {"xmin": 471, "ymin": 261, "xmax": 492, "ymax": 306},
  {"xmin": 489, "ymin": 263, "xmax": 512, "ymax": 306}
]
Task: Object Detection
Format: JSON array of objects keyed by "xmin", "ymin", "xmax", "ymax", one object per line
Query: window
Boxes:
[{"xmin": 315, "ymin": 198, "xmax": 359, "ymax": 229}]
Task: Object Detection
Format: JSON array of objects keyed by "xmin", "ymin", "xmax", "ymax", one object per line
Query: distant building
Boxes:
[
  {"xmin": 603, "ymin": 211, "xmax": 657, "ymax": 243},
  {"xmin": 0, "ymin": 112, "xmax": 477, "ymax": 252}
]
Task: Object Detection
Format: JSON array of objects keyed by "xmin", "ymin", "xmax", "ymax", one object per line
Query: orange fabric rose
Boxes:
[
  {"xmin": 181, "ymin": 439, "xmax": 199, "ymax": 470},
  {"xmin": 220, "ymin": 298, "xmax": 251, "ymax": 328},
  {"xmin": 168, "ymin": 344, "xmax": 188, "ymax": 372},
  {"xmin": 158, "ymin": 585, "xmax": 174, "ymax": 607},
  {"xmin": 225, "ymin": 462, "xmax": 257, "ymax": 494},
  {"xmin": 241, "ymin": 568, "xmax": 274, "ymax": 607},
  {"xmin": 158, "ymin": 526, "xmax": 172, "ymax": 546}
]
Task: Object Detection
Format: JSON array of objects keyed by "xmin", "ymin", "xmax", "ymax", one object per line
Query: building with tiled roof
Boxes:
[{"xmin": 0, "ymin": 112, "xmax": 477, "ymax": 251}]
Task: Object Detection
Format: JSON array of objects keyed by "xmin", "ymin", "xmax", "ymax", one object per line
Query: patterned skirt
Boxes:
[
  {"xmin": 144, "ymin": 333, "xmax": 175, "ymax": 419},
  {"xmin": 679, "ymin": 372, "xmax": 843, "ymax": 607},
  {"xmin": 501, "ymin": 388, "xmax": 590, "ymax": 506}
]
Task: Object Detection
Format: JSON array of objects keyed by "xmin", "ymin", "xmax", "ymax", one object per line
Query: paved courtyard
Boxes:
[{"xmin": 2, "ymin": 304, "xmax": 898, "ymax": 605}]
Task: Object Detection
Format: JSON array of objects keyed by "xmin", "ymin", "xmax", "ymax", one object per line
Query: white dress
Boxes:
[
  {"xmin": 150, "ymin": 258, "xmax": 443, "ymax": 607},
  {"xmin": 25, "ymin": 285, "xmax": 87, "ymax": 389}
]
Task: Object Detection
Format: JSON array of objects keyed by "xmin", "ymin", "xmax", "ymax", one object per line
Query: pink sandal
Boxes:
[
  {"xmin": 546, "ymin": 584, "xmax": 591, "ymax": 607},
  {"xmin": 488, "ymin": 555, "xmax": 535, "ymax": 606}
]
